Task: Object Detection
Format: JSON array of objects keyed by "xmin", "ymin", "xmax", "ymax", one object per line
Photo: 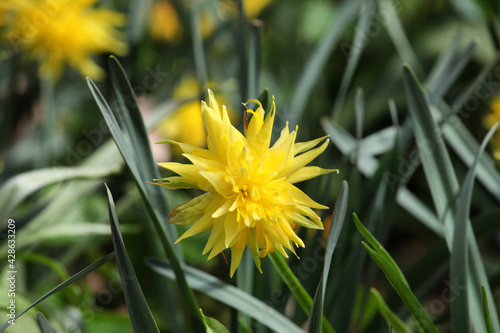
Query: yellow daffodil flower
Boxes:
[
  {"xmin": 153, "ymin": 90, "xmax": 336, "ymax": 276},
  {"xmin": 3, "ymin": 0, "xmax": 127, "ymax": 81},
  {"xmin": 484, "ymin": 97, "xmax": 500, "ymax": 160}
]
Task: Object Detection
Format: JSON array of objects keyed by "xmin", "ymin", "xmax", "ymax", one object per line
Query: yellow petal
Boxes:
[
  {"xmin": 294, "ymin": 135, "xmax": 329, "ymax": 155},
  {"xmin": 150, "ymin": 176, "xmax": 199, "ymax": 189},
  {"xmin": 279, "ymin": 138, "xmax": 329, "ymax": 179},
  {"xmin": 229, "ymin": 238, "xmax": 246, "ymax": 277},
  {"xmin": 224, "ymin": 211, "xmax": 240, "ymax": 247},
  {"xmin": 246, "ymin": 229, "xmax": 262, "ymax": 273},
  {"xmin": 175, "ymin": 213, "xmax": 213, "ymax": 243},
  {"xmin": 282, "ymin": 182, "xmax": 328, "ymax": 209},
  {"xmin": 158, "ymin": 162, "xmax": 206, "ymax": 184},
  {"xmin": 289, "ymin": 212, "xmax": 323, "ymax": 229},
  {"xmin": 156, "ymin": 139, "xmax": 210, "ymax": 156},
  {"xmin": 199, "ymin": 171, "xmax": 233, "ymax": 196},
  {"xmin": 207, "ymin": 89, "xmax": 220, "ymax": 115},
  {"xmin": 286, "ymin": 166, "xmax": 338, "ymax": 184},
  {"xmin": 203, "ymin": 219, "xmax": 224, "ymax": 255}
]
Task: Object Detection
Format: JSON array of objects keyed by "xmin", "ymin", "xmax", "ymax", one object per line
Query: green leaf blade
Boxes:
[
  {"xmin": 148, "ymin": 259, "xmax": 303, "ymax": 333},
  {"xmin": 106, "ymin": 185, "xmax": 160, "ymax": 333}
]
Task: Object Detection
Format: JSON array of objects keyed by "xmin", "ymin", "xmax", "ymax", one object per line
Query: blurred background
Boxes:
[{"xmin": 1, "ymin": 0, "xmax": 500, "ymax": 332}]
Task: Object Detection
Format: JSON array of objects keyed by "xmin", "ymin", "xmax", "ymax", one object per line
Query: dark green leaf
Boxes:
[
  {"xmin": 403, "ymin": 64, "xmax": 500, "ymax": 332},
  {"xmin": 200, "ymin": 309, "xmax": 230, "ymax": 333},
  {"xmin": 482, "ymin": 285, "xmax": 495, "ymax": 333},
  {"xmin": 370, "ymin": 289, "xmax": 411, "ymax": 333},
  {"xmin": 288, "ymin": 0, "xmax": 362, "ymax": 125},
  {"xmin": 308, "ymin": 181, "xmax": 349, "ymax": 333},
  {"xmin": 450, "ymin": 123, "xmax": 498, "ymax": 333},
  {"xmin": 148, "ymin": 259, "xmax": 303, "ymax": 333},
  {"xmin": 354, "ymin": 214, "xmax": 438, "ymax": 332},
  {"xmin": 331, "ymin": 1, "xmax": 375, "ymax": 120},
  {"xmin": 106, "ymin": 185, "xmax": 160, "ymax": 333},
  {"xmin": 36, "ymin": 313, "xmax": 55, "ymax": 333},
  {"xmin": 87, "ymin": 76, "xmax": 203, "ymax": 330}
]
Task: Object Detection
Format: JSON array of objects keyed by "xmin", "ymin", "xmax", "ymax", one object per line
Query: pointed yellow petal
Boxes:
[
  {"xmin": 229, "ymin": 239, "xmax": 246, "ymax": 277},
  {"xmin": 249, "ymin": 105, "xmax": 276, "ymax": 157},
  {"xmin": 212, "ymin": 197, "xmax": 237, "ymax": 218},
  {"xmin": 175, "ymin": 213, "xmax": 213, "ymax": 243},
  {"xmin": 282, "ymin": 182, "xmax": 328, "ymax": 209},
  {"xmin": 294, "ymin": 135, "xmax": 329, "ymax": 155},
  {"xmin": 203, "ymin": 219, "xmax": 224, "ymax": 255},
  {"xmin": 157, "ymin": 162, "xmax": 205, "ymax": 184},
  {"xmin": 289, "ymin": 212, "xmax": 323, "ymax": 229},
  {"xmin": 286, "ymin": 166, "xmax": 338, "ymax": 184},
  {"xmin": 246, "ymin": 109, "xmax": 264, "ymax": 142},
  {"xmin": 207, "ymin": 89, "xmax": 220, "ymax": 115},
  {"xmin": 224, "ymin": 211, "xmax": 240, "ymax": 247},
  {"xmin": 279, "ymin": 138, "xmax": 329, "ymax": 178},
  {"xmin": 184, "ymin": 154, "xmax": 226, "ymax": 172},
  {"xmin": 156, "ymin": 139, "xmax": 209, "ymax": 155},
  {"xmin": 150, "ymin": 177, "xmax": 199, "ymax": 189},
  {"xmin": 246, "ymin": 228, "xmax": 262, "ymax": 273}
]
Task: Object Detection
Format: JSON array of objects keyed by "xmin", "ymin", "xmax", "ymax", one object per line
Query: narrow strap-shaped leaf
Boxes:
[
  {"xmin": 269, "ymin": 252, "xmax": 336, "ymax": 333},
  {"xmin": 87, "ymin": 78, "xmax": 203, "ymax": 331},
  {"xmin": 450, "ymin": 123, "xmax": 498, "ymax": 333},
  {"xmin": 482, "ymin": 285, "xmax": 495, "ymax": 333},
  {"xmin": 106, "ymin": 185, "xmax": 160, "ymax": 333},
  {"xmin": 308, "ymin": 275, "xmax": 325, "ymax": 333},
  {"xmin": 0, "ymin": 253, "xmax": 114, "ymax": 332},
  {"xmin": 403, "ymin": 64, "xmax": 500, "ymax": 333},
  {"xmin": 0, "ymin": 164, "xmax": 120, "ymax": 224},
  {"xmin": 428, "ymin": 40, "xmax": 477, "ymax": 104},
  {"xmin": 370, "ymin": 289, "xmax": 412, "ymax": 333},
  {"xmin": 287, "ymin": 0, "xmax": 362, "ymax": 125},
  {"xmin": 107, "ymin": 56, "xmax": 179, "ymax": 248},
  {"xmin": 148, "ymin": 259, "xmax": 303, "ymax": 333},
  {"xmin": 308, "ymin": 181, "xmax": 348, "ymax": 333},
  {"xmin": 331, "ymin": 0, "xmax": 375, "ymax": 120},
  {"xmin": 354, "ymin": 214, "xmax": 438, "ymax": 332},
  {"xmin": 200, "ymin": 309, "xmax": 230, "ymax": 333},
  {"xmin": 323, "ymin": 181, "xmax": 349, "ymax": 292},
  {"xmin": 36, "ymin": 313, "xmax": 55, "ymax": 333}
]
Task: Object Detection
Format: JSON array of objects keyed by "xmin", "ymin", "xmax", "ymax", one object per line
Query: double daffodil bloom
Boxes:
[{"xmin": 154, "ymin": 90, "xmax": 336, "ymax": 276}]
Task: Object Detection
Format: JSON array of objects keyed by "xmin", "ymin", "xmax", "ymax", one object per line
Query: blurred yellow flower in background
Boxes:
[
  {"xmin": 2, "ymin": 0, "xmax": 127, "ymax": 81},
  {"xmin": 484, "ymin": 97, "xmax": 500, "ymax": 160},
  {"xmin": 150, "ymin": 0, "xmax": 182, "ymax": 42},
  {"xmin": 149, "ymin": 0, "xmax": 275, "ymax": 43},
  {"xmin": 243, "ymin": 0, "xmax": 274, "ymax": 18},
  {"xmin": 154, "ymin": 90, "xmax": 336, "ymax": 276}
]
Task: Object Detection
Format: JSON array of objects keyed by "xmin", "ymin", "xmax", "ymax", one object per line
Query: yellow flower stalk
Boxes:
[
  {"xmin": 3, "ymin": 0, "xmax": 127, "ymax": 81},
  {"xmin": 484, "ymin": 97, "xmax": 500, "ymax": 160},
  {"xmin": 154, "ymin": 90, "xmax": 336, "ymax": 276}
]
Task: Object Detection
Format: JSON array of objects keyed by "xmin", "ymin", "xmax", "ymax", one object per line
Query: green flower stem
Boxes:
[
  {"xmin": 38, "ymin": 78, "xmax": 55, "ymax": 168},
  {"xmin": 269, "ymin": 252, "xmax": 336, "ymax": 333}
]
